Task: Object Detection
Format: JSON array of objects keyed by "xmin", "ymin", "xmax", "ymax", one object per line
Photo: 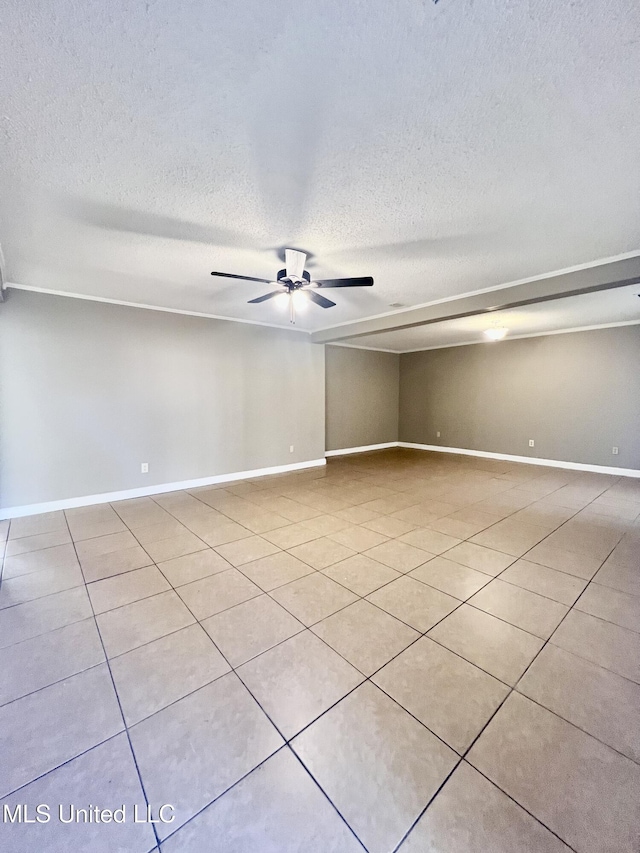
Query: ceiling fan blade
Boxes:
[
  {"xmin": 305, "ymin": 289, "xmax": 336, "ymax": 309},
  {"xmin": 248, "ymin": 289, "xmax": 284, "ymax": 304},
  {"xmin": 314, "ymin": 276, "xmax": 374, "ymax": 288},
  {"xmin": 211, "ymin": 271, "xmax": 274, "ymax": 284},
  {"xmin": 285, "ymin": 248, "xmax": 307, "ymax": 279}
]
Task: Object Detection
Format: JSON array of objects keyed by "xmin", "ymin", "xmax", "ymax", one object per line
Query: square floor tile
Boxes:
[
  {"xmin": 270, "ymin": 573, "xmax": 358, "ymax": 626},
  {"xmin": 363, "ymin": 540, "xmax": 432, "ymax": 573},
  {"xmin": 499, "ymin": 560, "xmax": 587, "ymax": 605},
  {"xmin": 525, "ymin": 541, "xmax": 603, "ymax": 580},
  {"xmin": 288, "ymin": 537, "xmax": 357, "ymax": 570},
  {"xmin": 334, "ymin": 505, "xmax": 382, "ymax": 524},
  {"xmin": 88, "ymin": 565, "xmax": 171, "ymax": 614},
  {"xmin": 426, "ymin": 516, "xmax": 488, "ymax": 540},
  {"xmin": 214, "ymin": 535, "xmax": 280, "ymax": 566},
  {"xmin": 593, "ymin": 557, "xmax": 640, "ymax": 597},
  {"xmin": 110, "ymin": 623, "xmax": 230, "ymax": 725},
  {"xmin": 0, "ymin": 586, "xmax": 92, "ymax": 650},
  {"xmin": 470, "ymin": 521, "xmax": 548, "ymax": 557},
  {"xmin": 468, "ymin": 692, "xmax": 640, "ymax": 853},
  {"xmin": 132, "ymin": 518, "xmax": 190, "ymax": 545},
  {"xmin": 97, "ymin": 590, "xmax": 196, "ymax": 658},
  {"xmin": 80, "ymin": 545, "xmax": 153, "ymax": 583},
  {"xmin": 428, "ymin": 605, "xmax": 543, "ymax": 685},
  {"xmin": 362, "ymin": 516, "xmax": 417, "ymax": 538},
  {"xmin": 237, "ymin": 631, "xmax": 363, "ymax": 738},
  {"xmin": 143, "ymin": 531, "xmax": 207, "ymax": 563},
  {"xmin": 5, "ymin": 529, "xmax": 71, "ymax": 557},
  {"xmin": 367, "ymin": 576, "xmax": 459, "ymax": 632},
  {"xmin": 157, "ymin": 549, "xmax": 231, "ymax": 587},
  {"xmin": 2, "ymin": 543, "xmax": 80, "ymax": 580},
  {"xmin": 177, "ymin": 568, "xmax": 262, "ymax": 620},
  {"xmin": 292, "ymin": 682, "xmax": 457, "ymax": 853},
  {"xmin": 239, "ymin": 552, "xmax": 314, "ymax": 591},
  {"xmin": 399, "ymin": 528, "xmax": 461, "ymax": 555},
  {"xmin": 398, "ymin": 761, "xmax": 570, "ymax": 853},
  {"xmin": 313, "ymin": 600, "xmax": 419, "ymax": 676},
  {"xmin": 130, "ymin": 672, "xmax": 283, "ymax": 839},
  {"xmin": 74, "ymin": 531, "xmax": 138, "ymax": 561},
  {"xmin": 0, "ymin": 733, "xmax": 155, "ymax": 853},
  {"xmin": 551, "ymin": 609, "xmax": 640, "ymax": 683},
  {"xmin": 0, "ymin": 664, "xmax": 123, "ymax": 797},
  {"xmin": 0, "ymin": 563, "xmax": 84, "ymax": 610},
  {"xmin": 518, "ymin": 643, "xmax": 640, "ymax": 764},
  {"xmin": 160, "ymin": 747, "xmax": 363, "ymax": 853},
  {"xmin": 374, "ymin": 637, "xmax": 509, "ymax": 753},
  {"xmin": 445, "ymin": 542, "xmax": 516, "ymax": 576},
  {"xmin": 202, "ymin": 594, "xmax": 304, "ymax": 667},
  {"xmin": 262, "ymin": 523, "xmax": 320, "ymax": 549},
  {"xmin": 468, "ymin": 580, "xmax": 568, "ymax": 640},
  {"xmin": 0, "ymin": 618, "xmax": 104, "ymax": 707},
  {"xmin": 194, "ymin": 518, "xmax": 253, "ymax": 547},
  {"xmin": 323, "ymin": 553, "xmax": 401, "ymax": 596},
  {"xmin": 328, "ymin": 526, "xmax": 389, "ymax": 552},
  {"xmin": 9, "ymin": 511, "xmax": 67, "ymax": 540},
  {"xmin": 301, "ymin": 514, "xmax": 352, "ymax": 536},
  {"xmin": 576, "ymin": 583, "xmax": 640, "ymax": 633},
  {"xmin": 69, "ymin": 517, "xmax": 128, "ymax": 542},
  {"xmin": 409, "ymin": 557, "xmax": 491, "ymax": 600}
]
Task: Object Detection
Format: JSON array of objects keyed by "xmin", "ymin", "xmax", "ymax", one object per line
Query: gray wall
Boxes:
[
  {"xmin": 326, "ymin": 345, "xmax": 399, "ymax": 451},
  {"xmin": 399, "ymin": 326, "xmax": 640, "ymax": 468},
  {"xmin": 0, "ymin": 290, "xmax": 325, "ymax": 508}
]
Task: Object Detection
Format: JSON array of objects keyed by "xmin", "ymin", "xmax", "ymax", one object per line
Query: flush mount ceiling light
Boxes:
[{"xmin": 484, "ymin": 326, "xmax": 508, "ymax": 341}]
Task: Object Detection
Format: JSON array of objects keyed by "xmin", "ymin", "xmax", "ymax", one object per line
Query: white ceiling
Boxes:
[
  {"xmin": 344, "ymin": 284, "xmax": 640, "ymax": 352},
  {"xmin": 1, "ymin": 0, "xmax": 639, "ymax": 334}
]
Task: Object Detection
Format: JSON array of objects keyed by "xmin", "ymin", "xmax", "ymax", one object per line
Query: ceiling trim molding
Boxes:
[
  {"xmin": 326, "ymin": 341, "xmax": 399, "ymax": 354},
  {"xmin": 392, "ymin": 318, "xmax": 640, "ymax": 354},
  {"xmin": 3, "ymin": 283, "xmax": 311, "ymax": 334},
  {"xmin": 313, "ymin": 248, "xmax": 640, "ymax": 335}
]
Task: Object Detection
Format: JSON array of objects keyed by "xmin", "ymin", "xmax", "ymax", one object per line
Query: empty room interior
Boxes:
[{"xmin": 1, "ymin": 2, "xmax": 640, "ymax": 852}]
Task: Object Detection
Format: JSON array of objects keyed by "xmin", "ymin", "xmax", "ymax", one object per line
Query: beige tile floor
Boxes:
[{"xmin": 1, "ymin": 448, "xmax": 639, "ymax": 852}]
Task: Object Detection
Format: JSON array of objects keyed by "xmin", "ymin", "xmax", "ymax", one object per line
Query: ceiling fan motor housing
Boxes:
[{"xmin": 276, "ymin": 269, "xmax": 312, "ymax": 290}]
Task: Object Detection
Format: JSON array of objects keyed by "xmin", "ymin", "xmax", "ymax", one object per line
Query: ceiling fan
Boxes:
[{"xmin": 211, "ymin": 249, "xmax": 373, "ymax": 323}]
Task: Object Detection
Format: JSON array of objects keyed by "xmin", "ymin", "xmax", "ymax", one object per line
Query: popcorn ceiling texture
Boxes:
[{"xmin": 0, "ymin": 0, "xmax": 638, "ymax": 331}]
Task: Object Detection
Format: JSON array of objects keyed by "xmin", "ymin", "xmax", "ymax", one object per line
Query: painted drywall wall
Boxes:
[
  {"xmin": 325, "ymin": 345, "xmax": 399, "ymax": 451},
  {"xmin": 0, "ymin": 290, "xmax": 325, "ymax": 508},
  {"xmin": 399, "ymin": 326, "xmax": 640, "ymax": 469}
]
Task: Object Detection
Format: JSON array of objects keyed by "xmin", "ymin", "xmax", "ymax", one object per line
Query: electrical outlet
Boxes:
[
  {"xmin": 528, "ymin": 440, "xmax": 535, "ymax": 448},
  {"xmin": 436, "ymin": 431, "xmax": 441, "ymax": 438},
  {"xmin": 612, "ymin": 446, "xmax": 619, "ymax": 455},
  {"xmin": 289, "ymin": 445, "xmax": 294, "ymax": 453},
  {"xmin": 141, "ymin": 462, "xmax": 149, "ymax": 473}
]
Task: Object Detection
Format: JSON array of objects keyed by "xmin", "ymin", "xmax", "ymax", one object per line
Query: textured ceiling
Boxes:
[{"xmin": 1, "ymin": 0, "xmax": 639, "ymax": 333}]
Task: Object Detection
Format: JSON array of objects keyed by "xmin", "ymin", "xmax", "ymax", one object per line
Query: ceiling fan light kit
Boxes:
[{"xmin": 211, "ymin": 248, "xmax": 373, "ymax": 324}]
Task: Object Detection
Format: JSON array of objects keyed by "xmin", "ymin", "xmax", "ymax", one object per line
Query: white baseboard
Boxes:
[
  {"xmin": 325, "ymin": 442, "xmax": 399, "ymax": 457},
  {"xmin": 0, "ymin": 458, "xmax": 327, "ymax": 520},
  {"xmin": 398, "ymin": 442, "xmax": 640, "ymax": 478}
]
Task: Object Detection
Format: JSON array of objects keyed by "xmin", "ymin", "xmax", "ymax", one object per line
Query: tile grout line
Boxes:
[
  {"xmin": 2, "ymin": 456, "xmax": 637, "ymax": 849},
  {"xmin": 61, "ymin": 508, "xmax": 163, "ymax": 852},
  {"xmin": 387, "ymin": 473, "xmax": 633, "ymax": 851},
  {"xmin": 126, "ymin": 499, "xmax": 374, "ymax": 850},
  {"xmin": 389, "ymin": 487, "xmax": 630, "ymax": 850}
]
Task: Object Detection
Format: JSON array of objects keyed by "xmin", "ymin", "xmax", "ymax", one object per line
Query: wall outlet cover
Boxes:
[
  {"xmin": 141, "ymin": 463, "xmax": 149, "ymax": 473},
  {"xmin": 528, "ymin": 440, "xmax": 535, "ymax": 447}
]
